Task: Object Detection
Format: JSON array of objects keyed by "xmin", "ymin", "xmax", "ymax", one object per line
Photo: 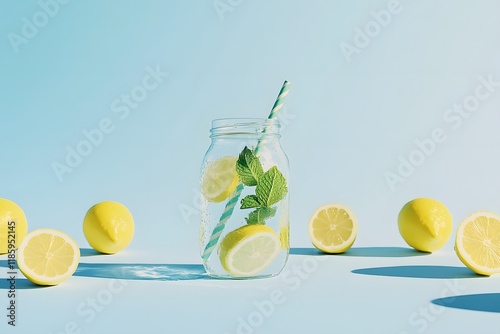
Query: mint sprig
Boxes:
[
  {"xmin": 246, "ymin": 207, "xmax": 277, "ymax": 225},
  {"xmin": 236, "ymin": 147, "xmax": 264, "ymax": 186},
  {"xmin": 256, "ymin": 166, "xmax": 288, "ymax": 207},
  {"xmin": 236, "ymin": 146, "xmax": 288, "ymax": 225},
  {"xmin": 241, "ymin": 195, "xmax": 261, "ymax": 209}
]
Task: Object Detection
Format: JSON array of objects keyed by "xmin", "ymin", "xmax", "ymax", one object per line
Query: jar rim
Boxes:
[
  {"xmin": 212, "ymin": 118, "xmax": 279, "ymax": 127},
  {"xmin": 210, "ymin": 118, "xmax": 281, "ymax": 137}
]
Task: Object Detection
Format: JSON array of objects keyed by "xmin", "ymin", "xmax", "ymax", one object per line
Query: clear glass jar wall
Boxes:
[{"xmin": 200, "ymin": 118, "xmax": 290, "ymax": 279}]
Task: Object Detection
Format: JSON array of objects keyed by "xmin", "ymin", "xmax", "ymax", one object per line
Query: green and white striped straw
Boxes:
[{"xmin": 202, "ymin": 80, "xmax": 291, "ymax": 261}]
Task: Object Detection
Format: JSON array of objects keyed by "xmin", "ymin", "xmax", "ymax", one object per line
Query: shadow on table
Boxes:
[
  {"xmin": 432, "ymin": 293, "xmax": 500, "ymax": 313},
  {"xmin": 0, "ymin": 260, "xmax": 51, "ymax": 289},
  {"xmin": 289, "ymin": 248, "xmax": 328, "ymax": 256},
  {"xmin": 1, "ymin": 257, "xmax": 211, "ymax": 282},
  {"xmin": 0, "ymin": 278, "xmax": 51, "ymax": 290},
  {"xmin": 352, "ymin": 265, "xmax": 480, "ymax": 279},
  {"xmin": 74, "ymin": 263, "xmax": 211, "ymax": 281},
  {"xmin": 79, "ymin": 248, "xmax": 103, "ymax": 257},
  {"xmin": 290, "ymin": 247, "xmax": 427, "ymax": 257}
]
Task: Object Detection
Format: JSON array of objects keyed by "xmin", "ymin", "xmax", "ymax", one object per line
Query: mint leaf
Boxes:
[
  {"xmin": 236, "ymin": 146, "xmax": 264, "ymax": 186},
  {"xmin": 245, "ymin": 207, "xmax": 277, "ymax": 225},
  {"xmin": 241, "ymin": 195, "xmax": 261, "ymax": 209},
  {"xmin": 256, "ymin": 166, "xmax": 288, "ymax": 207}
]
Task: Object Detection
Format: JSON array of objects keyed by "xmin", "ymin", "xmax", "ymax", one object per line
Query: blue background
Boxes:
[{"xmin": 1, "ymin": 1, "xmax": 500, "ymax": 333}]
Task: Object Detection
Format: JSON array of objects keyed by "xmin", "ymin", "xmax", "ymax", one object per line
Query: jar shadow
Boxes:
[{"xmin": 74, "ymin": 263, "xmax": 211, "ymax": 281}]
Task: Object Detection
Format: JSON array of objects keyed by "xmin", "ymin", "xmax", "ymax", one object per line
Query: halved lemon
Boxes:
[
  {"xmin": 455, "ymin": 211, "xmax": 500, "ymax": 276},
  {"xmin": 201, "ymin": 156, "xmax": 239, "ymax": 203},
  {"xmin": 17, "ymin": 229, "xmax": 80, "ymax": 285},
  {"xmin": 280, "ymin": 223, "xmax": 289, "ymax": 250},
  {"xmin": 219, "ymin": 225, "xmax": 280, "ymax": 276},
  {"xmin": 279, "ymin": 209, "xmax": 289, "ymax": 250},
  {"xmin": 308, "ymin": 203, "xmax": 358, "ymax": 253}
]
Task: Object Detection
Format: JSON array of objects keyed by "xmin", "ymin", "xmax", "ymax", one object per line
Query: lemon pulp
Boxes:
[
  {"xmin": 308, "ymin": 203, "xmax": 358, "ymax": 253},
  {"xmin": 201, "ymin": 156, "xmax": 239, "ymax": 203},
  {"xmin": 219, "ymin": 225, "xmax": 280, "ymax": 276},
  {"xmin": 455, "ymin": 211, "xmax": 500, "ymax": 276},
  {"xmin": 17, "ymin": 228, "xmax": 80, "ymax": 286}
]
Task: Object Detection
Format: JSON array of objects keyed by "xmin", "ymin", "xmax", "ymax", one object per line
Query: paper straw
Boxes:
[
  {"xmin": 202, "ymin": 184, "xmax": 244, "ymax": 260},
  {"xmin": 268, "ymin": 80, "xmax": 291, "ymax": 120},
  {"xmin": 202, "ymin": 80, "xmax": 291, "ymax": 261}
]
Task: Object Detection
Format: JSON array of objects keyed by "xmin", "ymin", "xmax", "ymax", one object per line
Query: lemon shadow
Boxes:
[
  {"xmin": 290, "ymin": 247, "xmax": 426, "ymax": 257},
  {"xmin": 0, "ymin": 278, "xmax": 51, "ymax": 290},
  {"xmin": 75, "ymin": 263, "xmax": 210, "ymax": 281},
  {"xmin": 352, "ymin": 265, "xmax": 479, "ymax": 279},
  {"xmin": 79, "ymin": 248, "xmax": 102, "ymax": 257},
  {"xmin": 289, "ymin": 248, "xmax": 328, "ymax": 256},
  {"xmin": 432, "ymin": 293, "xmax": 500, "ymax": 313},
  {"xmin": 0, "ymin": 260, "xmax": 10, "ymax": 267}
]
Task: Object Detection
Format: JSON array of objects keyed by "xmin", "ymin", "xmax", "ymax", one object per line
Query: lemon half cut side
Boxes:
[
  {"xmin": 201, "ymin": 156, "xmax": 239, "ymax": 203},
  {"xmin": 308, "ymin": 203, "xmax": 358, "ymax": 254},
  {"xmin": 219, "ymin": 225, "xmax": 281, "ymax": 277},
  {"xmin": 17, "ymin": 228, "xmax": 80, "ymax": 286},
  {"xmin": 455, "ymin": 211, "xmax": 500, "ymax": 276}
]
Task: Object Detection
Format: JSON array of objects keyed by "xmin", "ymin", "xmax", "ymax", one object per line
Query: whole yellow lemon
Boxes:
[
  {"xmin": 83, "ymin": 201, "xmax": 134, "ymax": 254},
  {"xmin": 398, "ymin": 198, "xmax": 452, "ymax": 252},
  {"xmin": 0, "ymin": 198, "xmax": 28, "ymax": 254}
]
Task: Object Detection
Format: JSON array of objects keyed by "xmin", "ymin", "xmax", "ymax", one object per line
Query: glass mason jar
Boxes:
[{"xmin": 200, "ymin": 118, "xmax": 290, "ymax": 279}]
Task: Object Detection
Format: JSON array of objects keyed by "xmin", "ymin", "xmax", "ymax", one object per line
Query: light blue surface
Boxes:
[{"xmin": 1, "ymin": 0, "xmax": 500, "ymax": 333}]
